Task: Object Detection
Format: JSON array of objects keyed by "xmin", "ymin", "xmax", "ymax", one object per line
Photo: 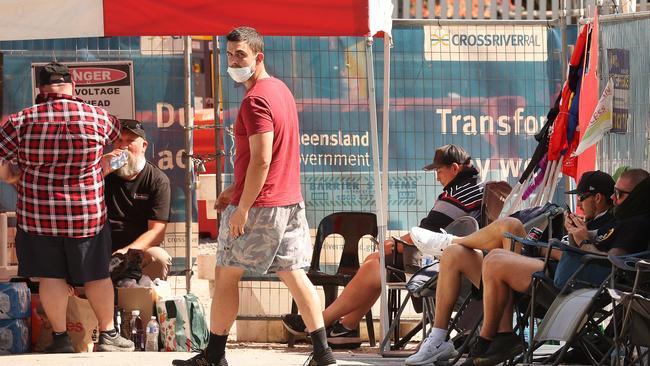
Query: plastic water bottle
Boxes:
[
  {"xmin": 145, "ymin": 316, "xmax": 160, "ymax": 352},
  {"xmin": 129, "ymin": 310, "xmax": 144, "ymax": 351},
  {"xmin": 114, "ymin": 307, "xmax": 122, "ymax": 336},
  {"xmin": 110, "ymin": 150, "xmax": 129, "ymax": 170}
]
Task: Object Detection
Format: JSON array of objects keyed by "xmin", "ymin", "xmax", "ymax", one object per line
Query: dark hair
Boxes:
[
  {"xmin": 620, "ymin": 168, "xmax": 650, "ymax": 188},
  {"xmin": 597, "ymin": 192, "xmax": 614, "ymax": 206},
  {"xmin": 226, "ymin": 26, "xmax": 264, "ymax": 53}
]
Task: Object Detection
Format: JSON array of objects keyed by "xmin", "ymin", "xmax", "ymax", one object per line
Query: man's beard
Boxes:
[{"xmin": 115, "ymin": 153, "xmax": 146, "ymax": 179}]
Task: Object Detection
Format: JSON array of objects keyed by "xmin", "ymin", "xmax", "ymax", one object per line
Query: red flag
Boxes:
[
  {"xmin": 548, "ymin": 25, "xmax": 589, "ymax": 164},
  {"xmin": 575, "ymin": 10, "xmax": 600, "ymax": 181}
]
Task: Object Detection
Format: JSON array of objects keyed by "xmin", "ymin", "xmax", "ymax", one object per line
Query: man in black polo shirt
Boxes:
[{"xmin": 103, "ymin": 119, "xmax": 171, "ymax": 280}]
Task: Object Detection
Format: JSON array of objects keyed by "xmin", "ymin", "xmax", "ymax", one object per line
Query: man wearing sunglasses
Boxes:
[
  {"xmin": 442, "ymin": 168, "xmax": 650, "ymax": 366},
  {"xmin": 102, "ymin": 119, "xmax": 171, "ymax": 281}
]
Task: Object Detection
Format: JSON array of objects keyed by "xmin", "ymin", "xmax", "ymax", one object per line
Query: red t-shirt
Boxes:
[{"xmin": 231, "ymin": 77, "xmax": 303, "ymax": 207}]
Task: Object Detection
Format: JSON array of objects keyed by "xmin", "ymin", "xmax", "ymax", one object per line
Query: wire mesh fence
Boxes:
[{"xmin": 598, "ymin": 14, "xmax": 650, "ymax": 173}]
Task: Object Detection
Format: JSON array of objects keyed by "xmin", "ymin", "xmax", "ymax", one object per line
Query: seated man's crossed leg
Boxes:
[{"xmin": 406, "ymin": 217, "xmax": 527, "ymax": 365}]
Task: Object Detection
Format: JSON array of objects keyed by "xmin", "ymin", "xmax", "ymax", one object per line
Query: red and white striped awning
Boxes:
[{"xmin": 0, "ymin": 0, "xmax": 392, "ymax": 41}]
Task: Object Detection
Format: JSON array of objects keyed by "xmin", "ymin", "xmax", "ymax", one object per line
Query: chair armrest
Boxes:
[
  {"xmin": 502, "ymin": 232, "xmax": 551, "ymax": 249},
  {"xmin": 608, "ymin": 251, "xmax": 650, "ymax": 272},
  {"xmin": 578, "ymin": 253, "xmax": 609, "ymax": 266}
]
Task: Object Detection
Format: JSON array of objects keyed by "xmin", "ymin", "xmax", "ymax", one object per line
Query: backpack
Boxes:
[{"xmin": 156, "ymin": 293, "xmax": 209, "ymax": 352}]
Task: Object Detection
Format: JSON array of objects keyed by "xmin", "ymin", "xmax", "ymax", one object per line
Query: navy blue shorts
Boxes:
[{"xmin": 16, "ymin": 224, "xmax": 112, "ymax": 285}]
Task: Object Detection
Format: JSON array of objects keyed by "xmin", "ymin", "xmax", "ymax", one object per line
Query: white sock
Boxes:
[{"xmin": 427, "ymin": 327, "xmax": 447, "ymax": 343}]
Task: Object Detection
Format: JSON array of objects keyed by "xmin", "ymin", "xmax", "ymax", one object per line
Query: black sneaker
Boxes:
[
  {"xmin": 467, "ymin": 336, "xmax": 491, "ymax": 357},
  {"xmin": 96, "ymin": 332, "xmax": 135, "ymax": 352},
  {"xmin": 303, "ymin": 348, "xmax": 337, "ymax": 366},
  {"xmin": 460, "ymin": 333, "xmax": 524, "ymax": 366},
  {"xmin": 326, "ymin": 320, "xmax": 361, "ymax": 349},
  {"xmin": 44, "ymin": 334, "xmax": 75, "ymax": 353},
  {"xmin": 282, "ymin": 314, "xmax": 308, "ymax": 336},
  {"xmin": 172, "ymin": 351, "xmax": 228, "ymax": 366}
]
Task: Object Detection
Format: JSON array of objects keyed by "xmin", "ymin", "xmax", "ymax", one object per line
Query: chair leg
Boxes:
[
  {"xmin": 365, "ymin": 309, "xmax": 376, "ymax": 347},
  {"xmin": 323, "ymin": 285, "xmax": 338, "ymax": 307},
  {"xmin": 288, "ymin": 300, "xmax": 298, "ymax": 347}
]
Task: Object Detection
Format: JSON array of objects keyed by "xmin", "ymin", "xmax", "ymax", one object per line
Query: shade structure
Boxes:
[
  {"xmin": 0, "ymin": 0, "xmax": 392, "ymax": 40},
  {"xmin": 0, "ymin": 0, "xmax": 394, "ymax": 352}
]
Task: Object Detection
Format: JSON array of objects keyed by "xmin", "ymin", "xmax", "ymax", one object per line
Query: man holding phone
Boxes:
[{"xmin": 563, "ymin": 170, "xmax": 616, "ymax": 246}]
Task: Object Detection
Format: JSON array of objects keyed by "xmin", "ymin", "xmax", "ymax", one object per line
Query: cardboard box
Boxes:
[{"xmin": 116, "ymin": 287, "xmax": 157, "ymax": 324}]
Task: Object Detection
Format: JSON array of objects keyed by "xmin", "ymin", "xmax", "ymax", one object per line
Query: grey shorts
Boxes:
[{"xmin": 216, "ymin": 202, "xmax": 312, "ymax": 274}]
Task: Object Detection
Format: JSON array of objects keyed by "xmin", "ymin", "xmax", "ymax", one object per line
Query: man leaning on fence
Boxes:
[
  {"xmin": 0, "ymin": 62, "xmax": 134, "ymax": 352},
  {"xmin": 173, "ymin": 27, "xmax": 337, "ymax": 366}
]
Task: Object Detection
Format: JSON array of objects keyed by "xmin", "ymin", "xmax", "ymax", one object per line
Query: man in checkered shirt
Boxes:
[{"xmin": 0, "ymin": 62, "xmax": 134, "ymax": 353}]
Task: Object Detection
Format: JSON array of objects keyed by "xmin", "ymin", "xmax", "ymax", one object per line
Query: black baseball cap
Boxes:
[
  {"xmin": 423, "ymin": 144, "xmax": 471, "ymax": 171},
  {"xmin": 120, "ymin": 119, "xmax": 146, "ymax": 139},
  {"xmin": 38, "ymin": 62, "xmax": 72, "ymax": 86},
  {"xmin": 566, "ymin": 170, "xmax": 615, "ymax": 197}
]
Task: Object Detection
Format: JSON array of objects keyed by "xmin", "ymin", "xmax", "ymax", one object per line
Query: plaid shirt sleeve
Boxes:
[
  {"xmin": 0, "ymin": 116, "xmax": 20, "ymax": 162},
  {"xmin": 105, "ymin": 114, "xmax": 121, "ymax": 143}
]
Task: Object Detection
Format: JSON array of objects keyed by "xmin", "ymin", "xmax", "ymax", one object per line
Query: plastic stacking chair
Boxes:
[{"xmin": 287, "ymin": 212, "xmax": 378, "ymax": 347}]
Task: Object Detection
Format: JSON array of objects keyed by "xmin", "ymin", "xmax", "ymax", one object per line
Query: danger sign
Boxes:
[{"xmin": 31, "ymin": 61, "xmax": 135, "ymax": 119}]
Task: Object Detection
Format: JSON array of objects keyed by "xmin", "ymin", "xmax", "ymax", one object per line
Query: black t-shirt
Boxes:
[
  {"xmin": 595, "ymin": 213, "xmax": 650, "ymax": 254},
  {"xmin": 586, "ymin": 209, "xmax": 615, "ymax": 231},
  {"xmin": 105, "ymin": 162, "xmax": 171, "ymax": 251}
]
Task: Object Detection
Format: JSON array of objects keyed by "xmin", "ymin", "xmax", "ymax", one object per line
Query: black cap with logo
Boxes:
[
  {"xmin": 423, "ymin": 144, "xmax": 471, "ymax": 171},
  {"xmin": 566, "ymin": 170, "xmax": 615, "ymax": 197},
  {"xmin": 38, "ymin": 62, "xmax": 73, "ymax": 86},
  {"xmin": 120, "ymin": 119, "xmax": 146, "ymax": 139}
]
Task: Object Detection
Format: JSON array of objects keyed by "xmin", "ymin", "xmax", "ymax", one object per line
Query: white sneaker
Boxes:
[
  {"xmin": 409, "ymin": 227, "xmax": 455, "ymax": 256},
  {"xmin": 405, "ymin": 338, "xmax": 456, "ymax": 365}
]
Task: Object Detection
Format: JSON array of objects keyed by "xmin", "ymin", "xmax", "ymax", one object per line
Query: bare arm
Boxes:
[
  {"xmin": 114, "ymin": 220, "xmax": 167, "ymax": 254},
  {"xmin": 215, "ymin": 184, "xmax": 236, "ymax": 212},
  {"xmin": 228, "ymin": 132, "xmax": 273, "ymax": 237},
  {"xmin": 0, "ymin": 161, "xmax": 20, "ymax": 184}
]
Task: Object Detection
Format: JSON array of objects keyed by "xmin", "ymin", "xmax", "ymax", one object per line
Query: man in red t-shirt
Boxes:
[{"xmin": 173, "ymin": 27, "xmax": 336, "ymax": 366}]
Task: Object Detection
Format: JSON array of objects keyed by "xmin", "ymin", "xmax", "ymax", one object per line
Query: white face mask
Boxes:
[{"xmin": 227, "ymin": 58, "xmax": 256, "ymax": 83}]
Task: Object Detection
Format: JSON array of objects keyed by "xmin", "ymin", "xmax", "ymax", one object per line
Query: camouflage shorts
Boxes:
[{"xmin": 215, "ymin": 202, "xmax": 312, "ymax": 274}]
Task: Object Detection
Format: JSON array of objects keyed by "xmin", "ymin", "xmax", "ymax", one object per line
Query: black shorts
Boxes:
[{"xmin": 16, "ymin": 224, "xmax": 112, "ymax": 285}]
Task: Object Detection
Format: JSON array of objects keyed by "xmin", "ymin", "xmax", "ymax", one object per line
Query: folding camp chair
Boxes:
[
  {"xmin": 509, "ymin": 236, "xmax": 642, "ymax": 366},
  {"xmin": 379, "ymin": 216, "xmax": 480, "ymax": 356},
  {"xmin": 608, "ymin": 255, "xmax": 650, "ymax": 366}
]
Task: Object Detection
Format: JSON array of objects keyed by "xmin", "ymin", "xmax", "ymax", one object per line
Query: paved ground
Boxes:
[{"xmin": 4, "ymin": 344, "xmax": 410, "ymax": 366}]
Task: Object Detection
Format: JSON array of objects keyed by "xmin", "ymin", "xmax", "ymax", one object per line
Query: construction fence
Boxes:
[{"xmin": 2, "ymin": 15, "xmax": 648, "ymax": 326}]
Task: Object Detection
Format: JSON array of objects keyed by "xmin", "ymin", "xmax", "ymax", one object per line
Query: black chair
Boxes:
[{"xmin": 287, "ymin": 211, "xmax": 378, "ymax": 347}]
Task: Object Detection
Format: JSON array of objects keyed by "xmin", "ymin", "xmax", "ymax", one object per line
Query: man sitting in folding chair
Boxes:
[
  {"xmin": 458, "ymin": 169, "xmax": 650, "ymax": 366},
  {"xmin": 404, "ymin": 170, "xmax": 615, "ymax": 365},
  {"xmin": 283, "ymin": 144, "xmax": 484, "ymax": 348}
]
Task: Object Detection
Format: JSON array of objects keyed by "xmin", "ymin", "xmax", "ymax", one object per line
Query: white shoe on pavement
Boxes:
[
  {"xmin": 409, "ymin": 227, "xmax": 456, "ymax": 256},
  {"xmin": 405, "ymin": 338, "xmax": 457, "ymax": 365}
]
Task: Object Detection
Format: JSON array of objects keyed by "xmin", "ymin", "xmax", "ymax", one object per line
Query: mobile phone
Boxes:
[{"xmin": 564, "ymin": 203, "xmax": 572, "ymax": 214}]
